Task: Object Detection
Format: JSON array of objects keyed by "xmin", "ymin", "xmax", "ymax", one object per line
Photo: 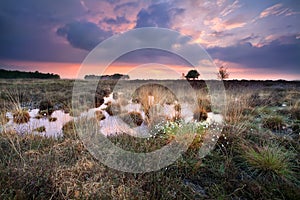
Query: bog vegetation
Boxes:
[{"xmin": 0, "ymin": 79, "xmax": 300, "ymax": 199}]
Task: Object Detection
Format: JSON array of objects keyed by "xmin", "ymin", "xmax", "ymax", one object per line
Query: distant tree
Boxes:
[
  {"xmin": 217, "ymin": 66, "xmax": 229, "ymax": 80},
  {"xmin": 185, "ymin": 70, "xmax": 200, "ymax": 80},
  {"xmin": 84, "ymin": 73, "xmax": 129, "ymax": 80}
]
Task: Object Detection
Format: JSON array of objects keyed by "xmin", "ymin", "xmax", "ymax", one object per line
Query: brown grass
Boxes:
[{"xmin": 13, "ymin": 109, "xmax": 30, "ymax": 124}]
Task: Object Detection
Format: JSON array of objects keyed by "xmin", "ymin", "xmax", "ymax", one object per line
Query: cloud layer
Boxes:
[{"xmin": 0, "ymin": 0, "xmax": 299, "ymax": 79}]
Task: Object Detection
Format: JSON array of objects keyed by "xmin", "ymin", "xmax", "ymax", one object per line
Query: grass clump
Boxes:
[
  {"xmin": 94, "ymin": 110, "xmax": 106, "ymax": 121},
  {"xmin": 105, "ymin": 102, "xmax": 121, "ymax": 116},
  {"xmin": 13, "ymin": 109, "xmax": 30, "ymax": 124},
  {"xmin": 34, "ymin": 126, "xmax": 46, "ymax": 133},
  {"xmin": 262, "ymin": 115, "xmax": 284, "ymax": 131},
  {"xmin": 193, "ymin": 107, "xmax": 208, "ymax": 121},
  {"xmin": 39, "ymin": 99, "xmax": 54, "ymax": 116},
  {"xmin": 241, "ymin": 142, "xmax": 296, "ymax": 182},
  {"xmin": 48, "ymin": 117, "xmax": 57, "ymax": 122},
  {"xmin": 290, "ymin": 107, "xmax": 300, "ymax": 120},
  {"xmin": 0, "ymin": 112, "xmax": 9, "ymax": 125},
  {"xmin": 120, "ymin": 111, "xmax": 143, "ymax": 127},
  {"xmin": 197, "ymin": 97, "xmax": 211, "ymax": 112}
]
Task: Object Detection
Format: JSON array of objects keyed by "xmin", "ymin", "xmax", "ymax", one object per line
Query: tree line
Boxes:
[
  {"xmin": 84, "ymin": 73, "xmax": 130, "ymax": 80},
  {"xmin": 0, "ymin": 69, "xmax": 60, "ymax": 79}
]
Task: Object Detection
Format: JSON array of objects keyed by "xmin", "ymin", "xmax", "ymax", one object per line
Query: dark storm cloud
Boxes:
[
  {"xmin": 0, "ymin": 0, "xmax": 85, "ymax": 23},
  {"xmin": 0, "ymin": 0, "xmax": 88, "ymax": 62},
  {"xmin": 208, "ymin": 35, "xmax": 300, "ymax": 73},
  {"xmin": 57, "ymin": 21, "xmax": 113, "ymax": 51},
  {"xmin": 102, "ymin": 16, "xmax": 130, "ymax": 25},
  {"xmin": 135, "ymin": 2, "xmax": 184, "ymax": 28},
  {"xmin": 112, "ymin": 48, "xmax": 192, "ymax": 67}
]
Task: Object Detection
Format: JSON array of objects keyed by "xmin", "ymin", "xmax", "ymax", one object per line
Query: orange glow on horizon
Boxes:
[{"xmin": 1, "ymin": 60, "xmax": 299, "ymax": 80}]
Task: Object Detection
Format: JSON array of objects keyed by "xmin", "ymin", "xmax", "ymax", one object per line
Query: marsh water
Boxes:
[{"xmin": 3, "ymin": 93, "xmax": 223, "ymax": 137}]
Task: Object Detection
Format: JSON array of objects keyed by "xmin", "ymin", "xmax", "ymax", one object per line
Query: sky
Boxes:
[{"xmin": 0, "ymin": 0, "xmax": 299, "ymax": 80}]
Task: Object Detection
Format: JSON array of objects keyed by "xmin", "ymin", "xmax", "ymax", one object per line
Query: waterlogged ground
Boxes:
[
  {"xmin": 3, "ymin": 92, "xmax": 223, "ymax": 137},
  {"xmin": 1, "ymin": 79, "xmax": 300, "ymax": 199}
]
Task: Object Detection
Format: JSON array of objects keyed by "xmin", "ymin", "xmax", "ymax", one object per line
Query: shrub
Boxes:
[
  {"xmin": 13, "ymin": 109, "xmax": 30, "ymax": 124},
  {"xmin": 262, "ymin": 115, "xmax": 284, "ymax": 131}
]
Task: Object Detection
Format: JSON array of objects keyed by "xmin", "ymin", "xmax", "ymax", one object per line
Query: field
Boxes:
[{"xmin": 0, "ymin": 79, "xmax": 300, "ymax": 199}]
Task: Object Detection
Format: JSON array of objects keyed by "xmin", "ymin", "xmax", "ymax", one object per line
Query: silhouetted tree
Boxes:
[
  {"xmin": 185, "ymin": 70, "xmax": 200, "ymax": 80},
  {"xmin": 217, "ymin": 66, "xmax": 229, "ymax": 80}
]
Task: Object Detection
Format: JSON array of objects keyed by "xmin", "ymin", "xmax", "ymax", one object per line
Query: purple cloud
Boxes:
[{"xmin": 57, "ymin": 21, "xmax": 112, "ymax": 51}]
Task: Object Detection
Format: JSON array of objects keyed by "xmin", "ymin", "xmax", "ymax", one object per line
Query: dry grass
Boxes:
[
  {"xmin": 1, "ymin": 79, "xmax": 300, "ymax": 199},
  {"xmin": 120, "ymin": 111, "xmax": 144, "ymax": 127},
  {"xmin": 132, "ymin": 83, "xmax": 177, "ymax": 114},
  {"xmin": 94, "ymin": 110, "xmax": 106, "ymax": 121},
  {"xmin": 193, "ymin": 107, "xmax": 208, "ymax": 121},
  {"xmin": 13, "ymin": 109, "xmax": 30, "ymax": 124}
]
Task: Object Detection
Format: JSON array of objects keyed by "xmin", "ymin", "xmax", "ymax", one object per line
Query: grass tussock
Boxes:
[
  {"xmin": 193, "ymin": 107, "xmax": 208, "ymax": 121},
  {"xmin": 132, "ymin": 83, "xmax": 177, "ymax": 115},
  {"xmin": 262, "ymin": 115, "xmax": 284, "ymax": 131},
  {"xmin": 120, "ymin": 111, "xmax": 144, "ymax": 127},
  {"xmin": 105, "ymin": 102, "xmax": 122, "ymax": 116},
  {"xmin": 94, "ymin": 110, "xmax": 106, "ymax": 121},
  {"xmin": 1, "ymin": 79, "xmax": 300, "ymax": 199},
  {"xmin": 240, "ymin": 142, "xmax": 297, "ymax": 183},
  {"xmin": 13, "ymin": 109, "xmax": 30, "ymax": 124}
]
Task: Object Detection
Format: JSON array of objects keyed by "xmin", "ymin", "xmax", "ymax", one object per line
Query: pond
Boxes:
[{"xmin": 3, "ymin": 93, "xmax": 223, "ymax": 138}]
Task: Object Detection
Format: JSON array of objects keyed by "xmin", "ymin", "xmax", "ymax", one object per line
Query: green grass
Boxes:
[{"xmin": 241, "ymin": 142, "xmax": 296, "ymax": 182}]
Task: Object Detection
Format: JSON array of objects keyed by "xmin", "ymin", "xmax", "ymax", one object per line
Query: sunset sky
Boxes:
[{"xmin": 0, "ymin": 0, "xmax": 299, "ymax": 80}]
